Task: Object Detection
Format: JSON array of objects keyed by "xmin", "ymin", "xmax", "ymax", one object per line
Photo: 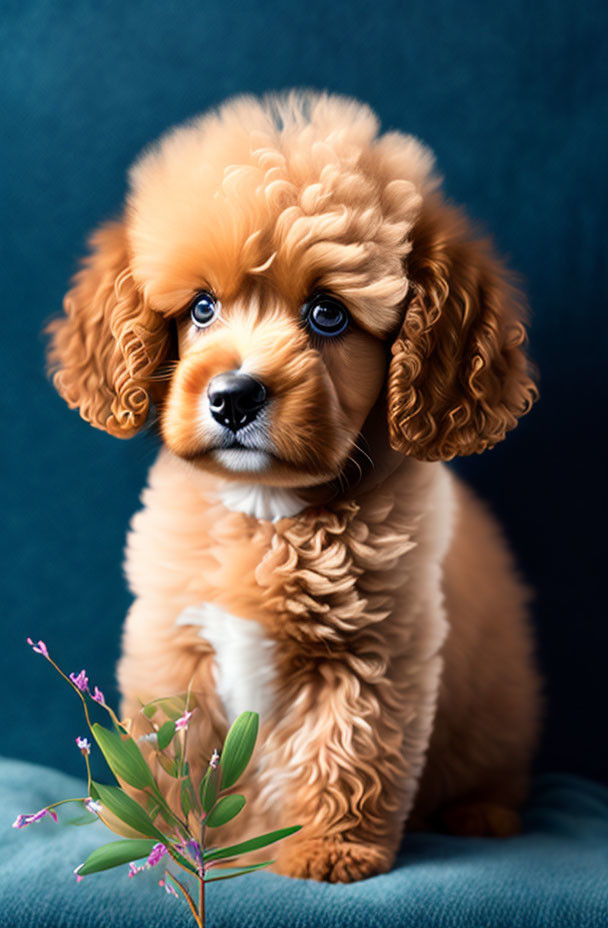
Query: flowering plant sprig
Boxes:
[{"xmin": 15, "ymin": 639, "xmax": 300, "ymax": 927}]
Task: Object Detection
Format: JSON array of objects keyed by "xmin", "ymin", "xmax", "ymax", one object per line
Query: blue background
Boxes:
[{"xmin": 2, "ymin": 0, "xmax": 607, "ymax": 783}]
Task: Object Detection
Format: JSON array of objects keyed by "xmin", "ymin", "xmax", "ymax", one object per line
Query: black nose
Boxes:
[{"xmin": 208, "ymin": 372, "xmax": 268, "ymax": 432}]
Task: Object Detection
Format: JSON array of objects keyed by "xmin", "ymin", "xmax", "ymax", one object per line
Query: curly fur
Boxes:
[
  {"xmin": 46, "ymin": 91, "xmax": 540, "ymax": 882},
  {"xmin": 47, "ymin": 222, "xmax": 168, "ymax": 437},
  {"xmin": 387, "ymin": 198, "xmax": 538, "ymax": 459}
]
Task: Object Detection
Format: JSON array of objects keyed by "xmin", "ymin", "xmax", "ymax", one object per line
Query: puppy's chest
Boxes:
[
  {"xmin": 173, "ymin": 493, "xmax": 406, "ymax": 725},
  {"xmin": 177, "ymin": 601, "xmax": 277, "ymax": 724}
]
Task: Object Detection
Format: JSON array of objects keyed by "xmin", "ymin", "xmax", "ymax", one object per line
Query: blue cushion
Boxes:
[{"xmin": 2, "ymin": 759, "xmax": 607, "ymax": 927}]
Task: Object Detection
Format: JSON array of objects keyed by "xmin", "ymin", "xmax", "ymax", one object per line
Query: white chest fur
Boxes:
[
  {"xmin": 176, "ymin": 603, "xmax": 277, "ymax": 722},
  {"xmin": 218, "ymin": 483, "xmax": 305, "ymax": 521}
]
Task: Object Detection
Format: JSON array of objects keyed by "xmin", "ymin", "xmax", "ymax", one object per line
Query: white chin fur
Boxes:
[
  {"xmin": 219, "ymin": 483, "xmax": 306, "ymax": 522},
  {"xmin": 212, "ymin": 448, "xmax": 271, "ymax": 473}
]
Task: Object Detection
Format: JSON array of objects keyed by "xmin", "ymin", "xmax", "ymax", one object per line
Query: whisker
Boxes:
[
  {"xmin": 352, "ymin": 438, "xmax": 375, "ymax": 470},
  {"xmin": 346, "ymin": 452, "xmax": 364, "ymax": 488}
]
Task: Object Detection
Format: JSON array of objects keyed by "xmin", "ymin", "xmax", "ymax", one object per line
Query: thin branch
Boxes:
[{"xmin": 165, "ymin": 871, "xmax": 201, "ymax": 927}]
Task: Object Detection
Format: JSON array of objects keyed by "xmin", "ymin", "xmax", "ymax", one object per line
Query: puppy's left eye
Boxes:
[
  {"xmin": 302, "ymin": 293, "xmax": 350, "ymax": 338},
  {"xmin": 190, "ymin": 290, "xmax": 220, "ymax": 328}
]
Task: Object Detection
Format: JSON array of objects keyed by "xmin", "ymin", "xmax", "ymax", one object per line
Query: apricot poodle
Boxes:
[{"xmin": 47, "ymin": 91, "xmax": 540, "ymax": 882}]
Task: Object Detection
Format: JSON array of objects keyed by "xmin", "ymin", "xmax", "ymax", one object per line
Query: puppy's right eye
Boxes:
[{"xmin": 190, "ymin": 291, "xmax": 220, "ymax": 328}]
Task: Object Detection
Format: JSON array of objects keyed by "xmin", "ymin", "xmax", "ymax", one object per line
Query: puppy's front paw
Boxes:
[{"xmin": 273, "ymin": 836, "xmax": 391, "ymax": 883}]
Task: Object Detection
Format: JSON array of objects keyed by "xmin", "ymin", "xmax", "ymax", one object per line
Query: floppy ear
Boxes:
[
  {"xmin": 387, "ymin": 197, "xmax": 538, "ymax": 460},
  {"xmin": 47, "ymin": 220, "xmax": 169, "ymax": 437}
]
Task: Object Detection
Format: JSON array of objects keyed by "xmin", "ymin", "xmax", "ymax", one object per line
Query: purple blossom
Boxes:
[
  {"xmin": 26, "ymin": 638, "xmax": 49, "ymax": 658},
  {"xmin": 91, "ymin": 686, "xmax": 105, "ymax": 704},
  {"xmin": 185, "ymin": 839, "xmax": 203, "ymax": 869},
  {"xmin": 175, "ymin": 708, "xmax": 194, "ymax": 731},
  {"xmin": 75, "ymin": 736, "xmax": 91, "ymax": 755},
  {"xmin": 147, "ymin": 843, "xmax": 168, "ymax": 868},
  {"xmin": 85, "ymin": 798, "xmax": 102, "ymax": 814},
  {"xmin": 69, "ymin": 670, "xmax": 89, "ymax": 692},
  {"xmin": 12, "ymin": 807, "xmax": 58, "ymax": 829},
  {"xmin": 128, "ymin": 862, "xmax": 143, "ymax": 879},
  {"xmin": 128, "ymin": 843, "xmax": 167, "ymax": 878}
]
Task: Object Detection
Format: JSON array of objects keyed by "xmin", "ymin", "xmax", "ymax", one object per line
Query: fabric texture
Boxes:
[{"xmin": 2, "ymin": 759, "xmax": 607, "ymax": 927}]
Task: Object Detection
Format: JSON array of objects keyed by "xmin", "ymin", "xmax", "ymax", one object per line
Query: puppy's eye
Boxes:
[
  {"xmin": 302, "ymin": 293, "xmax": 349, "ymax": 338},
  {"xmin": 190, "ymin": 291, "xmax": 220, "ymax": 328}
]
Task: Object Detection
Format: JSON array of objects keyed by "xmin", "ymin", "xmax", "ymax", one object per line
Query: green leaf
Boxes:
[
  {"xmin": 181, "ymin": 779, "xmax": 194, "ymax": 818},
  {"xmin": 220, "ymin": 712, "xmax": 259, "ymax": 789},
  {"xmin": 92, "ymin": 724, "xmax": 155, "ymax": 790},
  {"xmin": 205, "ymin": 794, "xmax": 246, "ymax": 828},
  {"xmin": 204, "ymin": 861, "xmax": 273, "ymax": 882},
  {"xmin": 142, "ymin": 703, "xmax": 158, "ymax": 720},
  {"xmin": 204, "ymin": 825, "xmax": 301, "ymax": 862},
  {"xmin": 157, "ymin": 755, "xmax": 178, "ymax": 777},
  {"xmin": 93, "ymin": 782, "xmax": 166, "ymax": 841},
  {"xmin": 150, "ymin": 694, "xmax": 193, "ymax": 720},
  {"xmin": 157, "ymin": 720, "xmax": 176, "ymax": 752},
  {"xmin": 145, "ymin": 799, "xmax": 161, "ymax": 822},
  {"xmin": 200, "ymin": 764, "xmax": 222, "ymax": 813},
  {"xmin": 77, "ymin": 839, "xmax": 158, "ymax": 876}
]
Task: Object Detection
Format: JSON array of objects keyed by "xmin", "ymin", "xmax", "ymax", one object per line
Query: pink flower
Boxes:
[
  {"xmin": 91, "ymin": 686, "xmax": 105, "ymax": 704},
  {"xmin": 75, "ymin": 736, "xmax": 91, "ymax": 755},
  {"xmin": 26, "ymin": 638, "xmax": 49, "ymax": 658},
  {"xmin": 69, "ymin": 670, "xmax": 89, "ymax": 692},
  {"xmin": 128, "ymin": 843, "xmax": 167, "ymax": 878},
  {"xmin": 209, "ymin": 748, "xmax": 220, "ymax": 769},
  {"xmin": 147, "ymin": 843, "xmax": 167, "ymax": 868},
  {"xmin": 85, "ymin": 798, "xmax": 102, "ymax": 814},
  {"xmin": 175, "ymin": 708, "xmax": 194, "ymax": 731},
  {"xmin": 12, "ymin": 807, "xmax": 58, "ymax": 828},
  {"xmin": 159, "ymin": 877, "xmax": 178, "ymax": 898}
]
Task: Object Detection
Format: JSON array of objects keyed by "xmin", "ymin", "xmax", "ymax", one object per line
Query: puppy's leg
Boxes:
[
  {"xmin": 117, "ymin": 597, "xmax": 226, "ymax": 806},
  {"xmin": 264, "ymin": 653, "xmax": 443, "ymax": 883},
  {"xmin": 411, "ymin": 481, "xmax": 540, "ymax": 837}
]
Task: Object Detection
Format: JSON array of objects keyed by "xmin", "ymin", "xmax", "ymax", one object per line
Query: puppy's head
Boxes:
[{"xmin": 48, "ymin": 92, "xmax": 536, "ymax": 487}]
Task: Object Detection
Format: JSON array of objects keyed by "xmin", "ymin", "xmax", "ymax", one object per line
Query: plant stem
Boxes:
[
  {"xmin": 199, "ymin": 874, "xmax": 205, "ymax": 928},
  {"xmin": 46, "ymin": 796, "xmax": 89, "ymax": 810},
  {"xmin": 199, "ymin": 821, "xmax": 206, "ymax": 927},
  {"xmin": 166, "ymin": 872, "xmax": 201, "ymax": 927}
]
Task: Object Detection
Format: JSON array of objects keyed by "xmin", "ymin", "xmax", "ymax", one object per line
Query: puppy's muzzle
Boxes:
[{"xmin": 208, "ymin": 371, "xmax": 268, "ymax": 432}]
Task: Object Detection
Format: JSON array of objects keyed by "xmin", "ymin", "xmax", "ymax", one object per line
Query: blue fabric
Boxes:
[
  {"xmin": 2, "ymin": 1, "xmax": 607, "ymax": 783},
  {"xmin": 2, "ymin": 759, "xmax": 607, "ymax": 927}
]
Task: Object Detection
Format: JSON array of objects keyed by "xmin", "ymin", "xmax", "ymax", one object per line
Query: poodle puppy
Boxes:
[{"xmin": 47, "ymin": 92, "xmax": 540, "ymax": 882}]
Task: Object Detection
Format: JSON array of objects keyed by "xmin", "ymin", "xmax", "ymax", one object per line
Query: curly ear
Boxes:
[
  {"xmin": 387, "ymin": 197, "xmax": 538, "ymax": 460},
  {"xmin": 46, "ymin": 220, "xmax": 169, "ymax": 437}
]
